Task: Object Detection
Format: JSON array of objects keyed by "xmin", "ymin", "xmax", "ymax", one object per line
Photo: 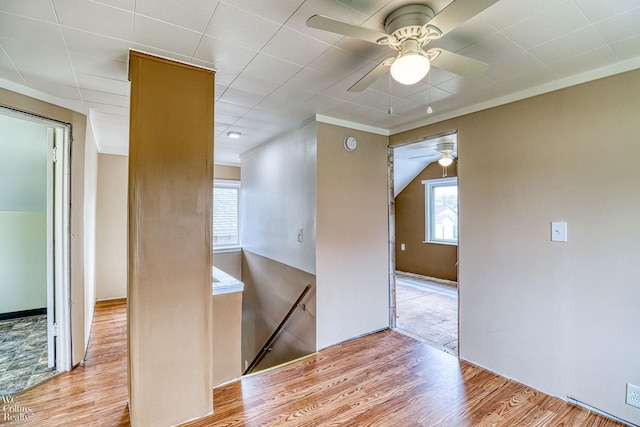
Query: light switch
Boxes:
[
  {"xmin": 400, "ymin": 243, "xmax": 406, "ymax": 251},
  {"xmin": 551, "ymin": 221, "xmax": 567, "ymax": 242}
]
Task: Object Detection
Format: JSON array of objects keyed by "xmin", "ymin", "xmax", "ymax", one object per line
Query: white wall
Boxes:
[
  {"xmin": 315, "ymin": 123, "xmax": 390, "ymax": 350},
  {"xmin": 0, "ymin": 212, "xmax": 47, "ymax": 313},
  {"xmin": 0, "ymin": 113, "xmax": 48, "ymax": 314},
  {"xmin": 241, "ymin": 122, "xmax": 317, "ymax": 274},
  {"xmin": 83, "ymin": 123, "xmax": 99, "ymax": 350},
  {"xmin": 95, "ymin": 153, "xmax": 128, "ymax": 300}
]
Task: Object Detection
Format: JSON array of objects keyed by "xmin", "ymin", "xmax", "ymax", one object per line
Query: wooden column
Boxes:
[{"xmin": 127, "ymin": 51, "xmax": 214, "ymax": 427}]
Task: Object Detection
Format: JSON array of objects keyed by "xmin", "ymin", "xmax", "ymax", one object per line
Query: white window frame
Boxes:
[
  {"xmin": 213, "ymin": 179, "xmax": 241, "ymax": 252},
  {"xmin": 422, "ymin": 177, "xmax": 458, "ymax": 246}
]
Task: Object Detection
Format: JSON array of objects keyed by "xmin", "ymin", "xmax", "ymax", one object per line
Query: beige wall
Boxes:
[
  {"xmin": 213, "ymin": 251, "xmax": 241, "ymax": 280},
  {"xmin": 96, "ymin": 153, "xmax": 128, "ymax": 300},
  {"xmin": 212, "ymin": 291, "xmax": 242, "ymax": 386},
  {"xmin": 391, "ymin": 69, "xmax": 640, "ymax": 425},
  {"xmin": 128, "ymin": 52, "xmax": 214, "ymax": 427},
  {"xmin": 241, "ymin": 250, "xmax": 316, "ymax": 372},
  {"xmin": 214, "ymin": 164, "xmax": 240, "ymax": 180},
  {"xmin": 0, "ymin": 87, "xmax": 94, "ymax": 365},
  {"xmin": 316, "ymin": 123, "xmax": 389, "ymax": 350},
  {"xmin": 395, "ymin": 161, "xmax": 458, "ymax": 281}
]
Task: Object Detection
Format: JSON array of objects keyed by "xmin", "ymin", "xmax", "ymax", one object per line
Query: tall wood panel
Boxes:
[{"xmin": 128, "ymin": 51, "xmax": 214, "ymax": 427}]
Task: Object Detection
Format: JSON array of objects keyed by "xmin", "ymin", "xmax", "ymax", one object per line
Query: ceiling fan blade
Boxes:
[
  {"xmin": 425, "ymin": 0, "xmax": 500, "ymax": 37},
  {"xmin": 306, "ymin": 14, "xmax": 390, "ymax": 44},
  {"xmin": 428, "ymin": 48, "xmax": 488, "ymax": 78},
  {"xmin": 347, "ymin": 57, "xmax": 395, "ymax": 92}
]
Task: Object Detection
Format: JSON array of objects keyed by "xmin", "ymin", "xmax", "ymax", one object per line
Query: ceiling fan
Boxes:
[{"xmin": 306, "ymin": 0, "xmax": 499, "ymax": 92}]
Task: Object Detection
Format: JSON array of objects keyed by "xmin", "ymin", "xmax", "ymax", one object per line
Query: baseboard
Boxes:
[
  {"xmin": 0, "ymin": 307, "xmax": 46, "ymax": 321},
  {"xmin": 96, "ymin": 297, "xmax": 127, "ymax": 303},
  {"xmin": 395, "ymin": 270, "xmax": 458, "ymax": 288}
]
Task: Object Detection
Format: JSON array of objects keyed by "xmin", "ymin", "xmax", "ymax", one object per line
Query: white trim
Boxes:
[
  {"xmin": 54, "ymin": 125, "xmax": 72, "ymax": 372},
  {"xmin": 213, "ymin": 246, "xmax": 242, "ymax": 254},
  {"xmin": 46, "ymin": 128, "xmax": 56, "ymax": 369},
  {"xmin": 315, "ymin": 114, "xmax": 389, "ymax": 136},
  {"xmin": 423, "ymin": 177, "xmax": 458, "ymax": 246},
  {"xmin": 391, "ymin": 57, "xmax": 640, "ymax": 135}
]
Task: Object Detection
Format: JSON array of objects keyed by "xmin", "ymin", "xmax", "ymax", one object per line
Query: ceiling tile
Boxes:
[
  {"xmin": 285, "ymin": 67, "xmax": 343, "ymax": 92},
  {"xmin": 1, "ymin": 39, "xmax": 76, "ymax": 86},
  {"xmin": 497, "ymin": 66, "xmax": 557, "ymax": 92},
  {"xmin": 528, "ymin": 26, "xmax": 606, "ymax": 64},
  {"xmin": 205, "ymin": 3, "xmax": 280, "ymax": 51},
  {"xmin": 228, "ymin": 74, "xmax": 280, "ymax": 97},
  {"xmin": 573, "ymin": 0, "xmax": 640, "ymax": 23},
  {"xmin": 0, "ymin": 0, "xmax": 57, "ymax": 23},
  {"xmin": 132, "ymin": 15, "xmax": 201, "ymax": 56},
  {"xmin": 217, "ymin": 87, "xmax": 265, "ymax": 109},
  {"xmin": 593, "ymin": 6, "xmax": 640, "ymax": 44},
  {"xmin": 76, "ymin": 73, "xmax": 129, "ymax": 96},
  {"xmin": 458, "ymin": 33, "xmax": 540, "ymax": 81},
  {"xmin": 222, "ymin": 0, "xmax": 305, "ymax": 25},
  {"xmin": 135, "ymin": 0, "xmax": 219, "ymax": 32},
  {"xmin": 80, "ymin": 88, "xmax": 129, "ymax": 107},
  {"xmin": 216, "ymin": 101, "xmax": 251, "ymax": 116},
  {"xmin": 261, "ymin": 27, "xmax": 331, "ymax": 67},
  {"xmin": 546, "ymin": 45, "xmax": 619, "ymax": 78},
  {"xmin": 307, "ymin": 45, "xmax": 370, "ymax": 77},
  {"xmin": 241, "ymin": 53, "xmax": 303, "ymax": 85},
  {"xmin": 85, "ymin": 103, "xmax": 128, "ymax": 116},
  {"xmin": 93, "ymin": 0, "xmax": 136, "ymax": 12},
  {"xmin": 609, "ymin": 34, "xmax": 640, "ymax": 61},
  {"xmin": 267, "ymin": 84, "xmax": 317, "ymax": 107},
  {"xmin": 0, "ymin": 45, "xmax": 26, "ymax": 85},
  {"xmin": 0, "ymin": 12, "xmax": 65, "ymax": 49},
  {"xmin": 62, "ymin": 28, "xmax": 130, "ymax": 62},
  {"xmin": 27, "ymin": 80, "xmax": 82, "ymax": 101},
  {"xmin": 70, "ymin": 52, "xmax": 128, "ymax": 80},
  {"xmin": 192, "ymin": 34, "xmax": 257, "ymax": 74},
  {"xmin": 481, "ymin": 0, "xmax": 561, "ymax": 30},
  {"xmin": 502, "ymin": 1, "xmax": 591, "ymax": 49},
  {"xmin": 130, "ymin": 44, "xmax": 192, "ymax": 64},
  {"xmin": 53, "ymin": 0, "xmax": 133, "ymax": 40},
  {"xmin": 437, "ymin": 74, "xmax": 495, "ymax": 95}
]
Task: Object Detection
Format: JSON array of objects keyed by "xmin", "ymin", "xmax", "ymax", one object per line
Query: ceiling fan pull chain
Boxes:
[
  {"xmin": 387, "ymin": 73, "xmax": 393, "ymax": 115},
  {"xmin": 427, "ymin": 71, "xmax": 433, "ymax": 115}
]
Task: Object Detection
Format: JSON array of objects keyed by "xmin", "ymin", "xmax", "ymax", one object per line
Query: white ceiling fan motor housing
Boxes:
[{"xmin": 385, "ymin": 4, "xmax": 435, "ymax": 41}]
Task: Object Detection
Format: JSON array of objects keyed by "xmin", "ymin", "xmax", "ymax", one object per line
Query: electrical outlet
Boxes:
[{"xmin": 627, "ymin": 383, "xmax": 640, "ymax": 409}]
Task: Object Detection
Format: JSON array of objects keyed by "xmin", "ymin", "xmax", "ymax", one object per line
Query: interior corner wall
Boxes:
[
  {"xmin": 395, "ymin": 161, "xmax": 458, "ymax": 281},
  {"xmin": 390, "ymin": 69, "xmax": 640, "ymax": 425},
  {"xmin": 83, "ymin": 123, "xmax": 99, "ymax": 352},
  {"xmin": 0, "ymin": 87, "xmax": 89, "ymax": 365},
  {"xmin": 316, "ymin": 123, "xmax": 389, "ymax": 350},
  {"xmin": 128, "ymin": 51, "xmax": 214, "ymax": 427},
  {"xmin": 96, "ymin": 153, "xmax": 128, "ymax": 300}
]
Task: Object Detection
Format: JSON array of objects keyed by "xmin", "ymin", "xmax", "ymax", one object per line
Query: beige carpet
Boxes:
[{"xmin": 395, "ymin": 274, "xmax": 458, "ymax": 354}]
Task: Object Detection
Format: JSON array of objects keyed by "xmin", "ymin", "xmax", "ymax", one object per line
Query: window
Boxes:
[
  {"xmin": 423, "ymin": 177, "xmax": 458, "ymax": 245},
  {"xmin": 213, "ymin": 180, "xmax": 240, "ymax": 249}
]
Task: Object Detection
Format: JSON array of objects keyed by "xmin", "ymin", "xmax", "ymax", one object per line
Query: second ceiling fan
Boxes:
[{"xmin": 306, "ymin": 0, "xmax": 500, "ymax": 92}]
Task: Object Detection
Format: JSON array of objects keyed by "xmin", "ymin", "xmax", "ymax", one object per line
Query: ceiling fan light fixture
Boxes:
[
  {"xmin": 438, "ymin": 154, "xmax": 453, "ymax": 167},
  {"xmin": 390, "ymin": 39, "xmax": 430, "ymax": 85}
]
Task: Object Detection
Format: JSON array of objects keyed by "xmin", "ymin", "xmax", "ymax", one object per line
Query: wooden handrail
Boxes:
[{"xmin": 243, "ymin": 283, "xmax": 312, "ymax": 375}]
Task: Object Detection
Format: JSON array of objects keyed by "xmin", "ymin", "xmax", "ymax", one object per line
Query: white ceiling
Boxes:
[{"xmin": 1, "ymin": 0, "xmax": 639, "ymax": 165}]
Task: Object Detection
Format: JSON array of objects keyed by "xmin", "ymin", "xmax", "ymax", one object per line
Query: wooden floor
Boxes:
[
  {"xmin": 6, "ymin": 300, "xmax": 626, "ymax": 426},
  {"xmin": 4, "ymin": 299, "xmax": 129, "ymax": 426}
]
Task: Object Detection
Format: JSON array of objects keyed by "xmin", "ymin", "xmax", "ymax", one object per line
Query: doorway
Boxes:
[
  {"xmin": 389, "ymin": 132, "xmax": 459, "ymax": 355},
  {"xmin": 0, "ymin": 107, "xmax": 71, "ymax": 394}
]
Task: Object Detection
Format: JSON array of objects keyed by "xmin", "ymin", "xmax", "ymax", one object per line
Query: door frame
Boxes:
[
  {"xmin": 387, "ymin": 129, "xmax": 459, "ymax": 338},
  {"xmin": 1, "ymin": 105, "xmax": 72, "ymax": 372}
]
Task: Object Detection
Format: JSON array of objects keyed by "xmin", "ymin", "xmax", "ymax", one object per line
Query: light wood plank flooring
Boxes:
[{"xmin": 5, "ymin": 299, "xmax": 626, "ymax": 426}]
